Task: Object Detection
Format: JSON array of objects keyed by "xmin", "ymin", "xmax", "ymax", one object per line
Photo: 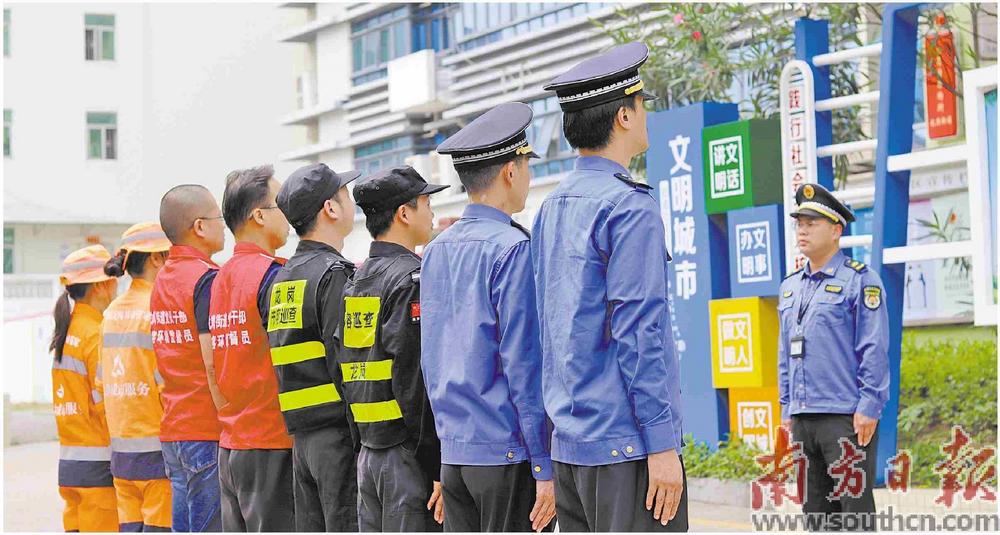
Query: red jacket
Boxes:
[
  {"xmin": 151, "ymin": 245, "xmax": 222, "ymax": 442},
  {"xmin": 210, "ymin": 242, "xmax": 292, "ymax": 450}
]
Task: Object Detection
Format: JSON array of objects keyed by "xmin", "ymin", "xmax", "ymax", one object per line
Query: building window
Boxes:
[
  {"xmin": 85, "ymin": 14, "xmax": 115, "ymax": 61},
  {"xmin": 4, "ymin": 9, "xmax": 10, "ymax": 57},
  {"xmin": 453, "ymin": 3, "xmax": 607, "ymax": 52},
  {"xmin": 351, "ymin": 6, "xmax": 411, "ymax": 86},
  {"xmin": 3, "ymin": 109, "xmax": 10, "ymax": 158},
  {"xmin": 525, "ymin": 96, "xmax": 575, "ymax": 179},
  {"xmin": 87, "ymin": 112, "xmax": 117, "ymax": 160},
  {"xmin": 354, "ymin": 136, "xmax": 418, "ymax": 175},
  {"xmin": 3, "ymin": 227, "xmax": 13, "ymax": 274},
  {"xmin": 412, "ymin": 4, "xmax": 454, "ymax": 54}
]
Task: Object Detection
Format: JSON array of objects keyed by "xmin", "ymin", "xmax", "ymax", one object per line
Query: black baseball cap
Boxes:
[
  {"xmin": 353, "ymin": 166, "xmax": 449, "ymax": 213},
  {"xmin": 277, "ymin": 163, "xmax": 361, "ymax": 227}
]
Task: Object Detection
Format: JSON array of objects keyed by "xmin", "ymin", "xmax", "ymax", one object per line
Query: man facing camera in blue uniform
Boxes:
[
  {"xmin": 422, "ymin": 102, "xmax": 555, "ymax": 533},
  {"xmin": 532, "ymin": 42, "xmax": 687, "ymax": 532},
  {"xmin": 778, "ymin": 183, "xmax": 889, "ymax": 529}
]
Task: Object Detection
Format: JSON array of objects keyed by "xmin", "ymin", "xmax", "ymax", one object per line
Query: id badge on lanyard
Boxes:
[{"xmin": 790, "ymin": 334, "xmax": 804, "ymax": 358}]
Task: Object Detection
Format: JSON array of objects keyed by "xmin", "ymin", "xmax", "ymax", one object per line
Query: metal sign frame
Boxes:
[{"xmin": 962, "ymin": 65, "xmax": 999, "ymax": 326}]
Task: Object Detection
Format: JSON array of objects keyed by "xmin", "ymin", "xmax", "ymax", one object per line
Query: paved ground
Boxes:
[
  {"xmin": 3, "ymin": 441, "xmax": 754, "ymax": 532},
  {"xmin": 8, "ymin": 439, "xmax": 997, "ymax": 532},
  {"xmin": 4, "ymin": 441, "xmax": 62, "ymax": 532},
  {"xmin": 5, "ymin": 409, "xmax": 57, "ymax": 446}
]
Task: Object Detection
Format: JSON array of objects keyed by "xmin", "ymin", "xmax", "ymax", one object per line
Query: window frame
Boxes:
[
  {"xmin": 3, "ymin": 227, "xmax": 13, "ymax": 274},
  {"xmin": 4, "ymin": 9, "xmax": 10, "ymax": 57},
  {"xmin": 84, "ymin": 14, "xmax": 115, "ymax": 61},
  {"xmin": 350, "ymin": 7, "xmax": 411, "ymax": 86},
  {"xmin": 353, "ymin": 136, "xmax": 418, "ymax": 175},
  {"xmin": 454, "ymin": 2, "xmax": 606, "ymax": 51},
  {"xmin": 525, "ymin": 95, "xmax": 576, "ymax": 179},
  {"xmin": 86, "ymin": 112, "xmax": 117, "ymax": 160},
  {"xmin": 3, "ymin": 109, "xmax": 10, "ymax": 158}
]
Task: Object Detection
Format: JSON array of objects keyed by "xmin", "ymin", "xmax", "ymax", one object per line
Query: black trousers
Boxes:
[
  {"xmin": 553, "ymin": 457, "xmax": 688, "ymax": 532},
  {"xmin": 218, "ymin": 448, "xmax": 294, "ymax": 532},
  {"xmin": 293, "ymin": 426, "xmax": 358, "ymax": 532},
  {"xmin": 440, "ymin": 462, "xmax": 554, "ymax": 532},
  {"xmin": 792, "ymin": 414, "xmax": 878, "ymax": 531},
  {"xmin": 357, "ymin": 444, "xmax": 441, "ymax": 532}
]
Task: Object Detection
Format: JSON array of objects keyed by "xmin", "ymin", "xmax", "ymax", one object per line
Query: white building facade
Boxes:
[
  {"xmin": 277, "ymin": 2, "xmax": 621, "ymax": 261},
  {"xmin": 3, "ymin": 2, "xmax": 309, "ymax": 402}
]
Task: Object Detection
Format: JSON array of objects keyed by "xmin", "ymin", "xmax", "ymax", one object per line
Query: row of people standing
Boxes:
[
  {"xmin": 51, "ymin": 226, "xmax": 176, "ymax": 532},
  {"xmin": 49, "ymin": 41, "xmax": 689, "ymax": 533}
]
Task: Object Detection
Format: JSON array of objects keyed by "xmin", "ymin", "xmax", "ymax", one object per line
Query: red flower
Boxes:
[{"xmin": 692, "ymin": 30, "xmax": 703, "ymax": 41}]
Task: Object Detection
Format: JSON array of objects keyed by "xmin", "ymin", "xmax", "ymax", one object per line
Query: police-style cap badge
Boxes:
[
  {"xmin": 436, "ymin": 102, "xmax": 539, "ymax": 169},
  {"xmin": 278, "ymin": 163, "xmax": 361, "ymax": 227},
  {"xmin": 790, "ymin": 182, "xmax": 855, "ymax": 226},
  {"xmin": 543, "ymin": 42, "xmax": 657, "ymax": 112},
  {"xmin": 354, "ymin": 166, "xmax": 449, "ymax": 214}
]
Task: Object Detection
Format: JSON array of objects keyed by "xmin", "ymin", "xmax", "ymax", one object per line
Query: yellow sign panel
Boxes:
[
  {"xmin": 728, "ymin": 386, "xmax": 780, "ymax": 452},
  {"xmin": 709, "ymin": 296, "xmax": 778, "ymax": 388},
  {"xmin": 343, "ymin": 296, "xmax": 380, "ymax": 348},
  {"xmin": 267, "ymin": 280, "xmax": 307, "ymax": 332}
]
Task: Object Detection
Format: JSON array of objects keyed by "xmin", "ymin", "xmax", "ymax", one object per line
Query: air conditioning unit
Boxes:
[{"xmin": 388, "ymin": 50, "xmax": 448, "ymax": 114}]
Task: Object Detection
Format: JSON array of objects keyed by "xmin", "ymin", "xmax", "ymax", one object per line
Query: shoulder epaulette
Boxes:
[
  {"xmin": 614, "ymin": 172, "xmax": 651, "ymax": 191},
  {"xmin": 844, "ymin": 258, "xmax": 868, "ymax": 273}
]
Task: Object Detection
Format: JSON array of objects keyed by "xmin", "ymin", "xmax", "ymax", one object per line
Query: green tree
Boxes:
[{"xmin": 602, "ymin": 3, "xmax": 997, "ymax": 180}]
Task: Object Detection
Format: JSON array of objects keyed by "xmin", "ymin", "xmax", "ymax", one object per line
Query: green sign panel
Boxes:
[{"xmin": 702, "ymin": 119, "xmax": 782, "ymax": 214}]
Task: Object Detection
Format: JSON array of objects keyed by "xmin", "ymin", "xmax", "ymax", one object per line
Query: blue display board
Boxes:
[
  {"xmin": 727, "ymin": 205, "xmax": 786, "ymax": 297},
  {"xmin": 646, "ymin": 103, "xmax": 738, "ymax": 447}
]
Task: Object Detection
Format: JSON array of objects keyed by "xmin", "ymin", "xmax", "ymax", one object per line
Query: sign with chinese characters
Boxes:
[
  {"xmin": 728, "ymin": 386, "xmax": 780, "ymax": 452},
  {"xmin": 701, "ymin": 119, "xmax": 783, "ymax": 214},
  {"xmin": 709, "ymin": 296, "xmax": 778, "ymax": 389},
  {"xmin": 728, "ymin": 205, "xmax": 785, "ymax": 297},
  {"xmin": 648, "ymin": 103, "xmax": 738, "ymax": 448},
  {"xmin": 925, "ymin": 27, "xmax": 959, "ymax": 139},
  {"xmin": 779, "ymin": 60, "xmax": 820, "ymax": 275}
]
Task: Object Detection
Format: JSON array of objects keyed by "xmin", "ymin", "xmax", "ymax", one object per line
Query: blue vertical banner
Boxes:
[
  {"xmin": 871, "ymin": 3, "xmax": 921, "ymax": 486},
  {"xmin": 647, "ymin": 102, "xmax": 739, "ymax": 448},
  {"xmin": 727, "ymin": 205, "xmax": 786, "ymax": 298}
]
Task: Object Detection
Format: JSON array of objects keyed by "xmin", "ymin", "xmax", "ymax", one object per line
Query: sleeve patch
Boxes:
[
  {"xmin": 409, "ymin": 301, "xmax": 421, "ymax": 324},
  {"xmin": 863, "ymin": 286, "xmax": 882, "ymax": 310}
]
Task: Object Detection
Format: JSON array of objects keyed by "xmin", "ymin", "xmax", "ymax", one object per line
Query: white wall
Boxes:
[
  {"xmin": 314, "ymin": 8, "xmax": 351, "ymax": 106},
  {"xmin": 4, "ymin": 3, "xmax": 146, "ymax": 225},
  {"xmin": 4, "ymin": 2, "xmax": 311, "ymax": 267},
  {"xmin": 2, "ymin": 3, "xmax": 312, "ymax": 402},
  {"xmin": 5, "ymin": 223, "xmax": 127, "ymax": 274}
]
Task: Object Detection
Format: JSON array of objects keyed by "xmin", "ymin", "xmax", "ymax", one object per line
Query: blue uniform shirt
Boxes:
[
  {"xmin": 777, "ymin": 250, "xmax": 890, "ymax": 420},
  {"xmin": 421, "ymin": 203, "xmax": 552, "ymax": 480},
  {"xmin": 531, "ymin": 156, "xmax": 683, "ymax": 466}
]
